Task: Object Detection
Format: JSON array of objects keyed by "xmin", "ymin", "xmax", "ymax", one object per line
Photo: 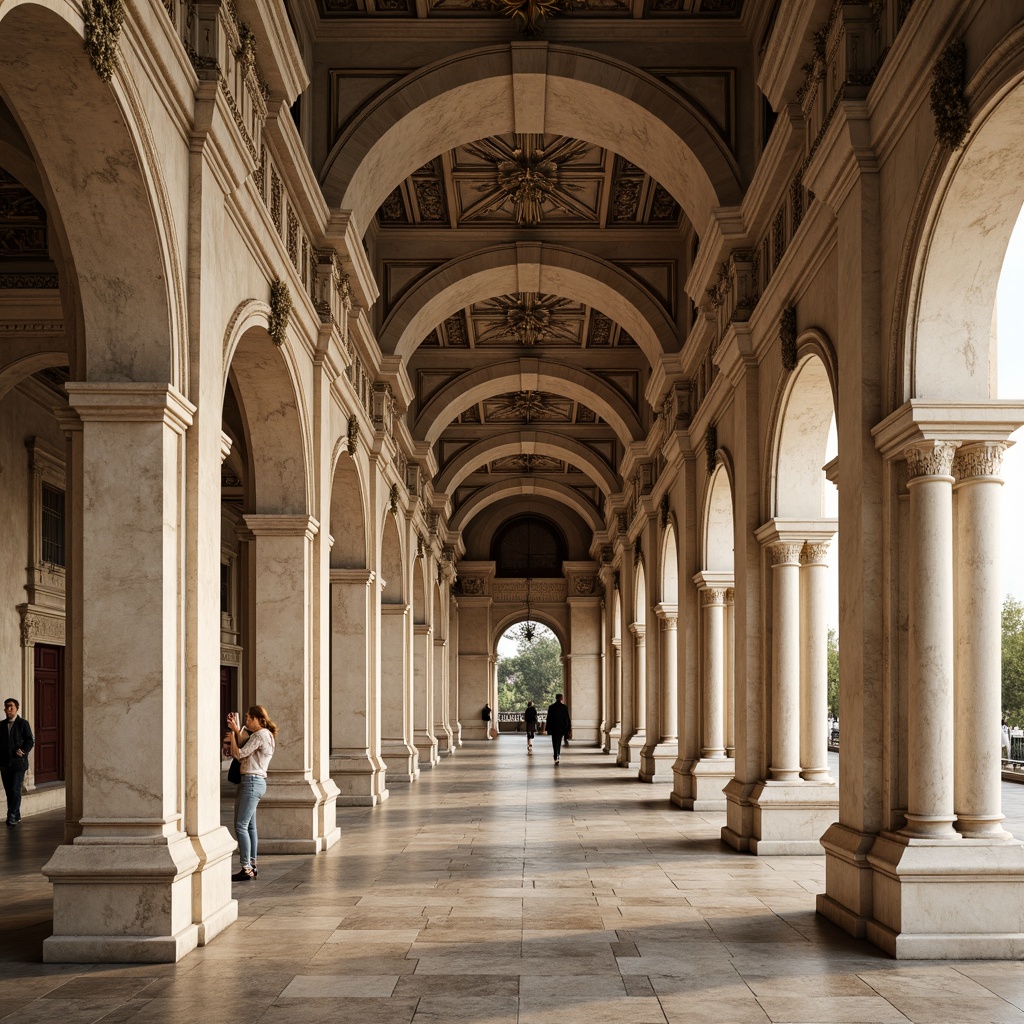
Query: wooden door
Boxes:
[{"xmin": 33, "ymin": 644, "xmax": 64, "ymax": 784}]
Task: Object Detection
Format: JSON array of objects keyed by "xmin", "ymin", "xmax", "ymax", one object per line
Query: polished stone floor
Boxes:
[{"xmin": 6, "ymin": 740, "xmax": 1024, "ymax": 1023}]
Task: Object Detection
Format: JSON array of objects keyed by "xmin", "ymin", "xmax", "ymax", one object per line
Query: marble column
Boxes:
[
  {"xmin": 43, "ymin": 384, "xmax": 202, "ymax": 963},
  {"xmin": 434, "ymin": 635, "xmax": 454, "ymax": 755},
  {"xmin": 902, "ymin": 441, "xmax": 959, "ymax": 839},
  {"xmin": 768, "ymin": 541, "xmax": 803, "ymax": 782},
  {"xmin": 658, "ymin": 605, "xmax": 678, "ymax": 744},
  {"xmin": 630, "ymin": 622, "xmax": 647, "ymax": 755},
  {"xmin": 330, "ymin": 569, "xmax": 387, "ymax": 805},
  {"xmin": 953, "ymin": 443, "xmax": 1009, "ymax": 839},
  {"xmin": 701, "ymin": 588, "xmax": 727, "ymax": 760},
  {"xmin": 243, "ymin": 514, "xmax": 340, "ymax": 852},
  {"xmin": 449, "ymin": 596, "xmax": 461, "ymax": 747},
  {"xmin": 725, "ymin": 589, "xmax": 736, "ymax": 757},
  {"xmin": 413, "ymin": 622, "xmax": 439, "ymax": 768},
  {"xmin": 800, "ymin": 539, "xmax": 833, "ymax": 782},
  {"xmin": 607, "ymin": 637, "xmax": 622, "ymax": 753}
]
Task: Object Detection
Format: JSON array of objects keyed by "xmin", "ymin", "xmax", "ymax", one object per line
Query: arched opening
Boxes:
[{"xmin": 496, "ymin": 621, "xmax": 563, "ymax": 746}]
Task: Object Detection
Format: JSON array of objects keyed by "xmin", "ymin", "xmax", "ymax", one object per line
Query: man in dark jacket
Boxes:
[
  {"xmin": 546, "ymin": 693, "xmax": 571, "ymax": 765},
  {"xmin": 2, "ymin": 697, "xmax": 34, "ymax": 826}
]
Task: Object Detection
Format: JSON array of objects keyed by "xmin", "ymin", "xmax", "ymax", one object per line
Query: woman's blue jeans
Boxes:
[{"xmin": 235, "ymin": 774, "xmax": 266, "ymax": 868}]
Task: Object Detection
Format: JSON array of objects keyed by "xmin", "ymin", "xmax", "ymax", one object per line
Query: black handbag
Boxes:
[{"xmin": 227, "ymin": 757, "xmax": 241, "ymax": 784}]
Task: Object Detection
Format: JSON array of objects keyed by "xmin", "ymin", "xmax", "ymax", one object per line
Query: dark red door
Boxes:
[{"xmin": 33, "ymin": 644, "xmax": 64, "ymax": 784}]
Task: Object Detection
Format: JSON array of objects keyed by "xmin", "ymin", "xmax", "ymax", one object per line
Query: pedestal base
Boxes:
[
  {"xmin": 189, "ymin": 825, "xmax": 238, "ymax": 945},
  {"xmin": 381, "ymin": 741, "xmax": 420, "ymax": 783},
  {"xmin": 415, "ymin": 732, "xmax": 440, "ymax": 770},
  {"xmin": 616, "ymin": 729, "xmax": 644, "ymax": 768},
  {"xmin": 816, "ymin": 822, "xmax": 876, "ymax": 938},
  {"xmin": 669, "ymin": 756, "xmax": 696, "ymax": 808},
  {"xmin": 435, "ymin": 724, "xmax": 455, "ymax": 755},
  {"xmin": 748, "ymin": 778, "xmax": 839, "ymax": 855},
  {"xmin": 43, "ymin": 830, "xmax": 201, "ymax": 963},
  {"xmin": 257, "ymin": 774, "xmax": 341, "ymax": 854},
  {"xmin": 682, "ymin": 756, "xmax": 734, "ymax": 810},
  {"xmin": 331, "ymin": 750, "xmax": 389, "ymax": 806},
  {"xmin": 638, "ymin": 740, "xmax": 677, "ymax": 782},
  {"xmin": 862, "ymin": 832, "xmax": 1024, "ymax": 958},
  {"xmin": 603, "ymin": 723, "xmax": 621, "ymax": 755},
  {"xmin": 722, "ymin": 778, "xmax": 757, "ymax": 851}
]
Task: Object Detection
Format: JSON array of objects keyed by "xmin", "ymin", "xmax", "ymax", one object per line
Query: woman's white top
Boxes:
[{"xmin": 237, "ymin": 728, "xmax": 275, "ymax": 777}]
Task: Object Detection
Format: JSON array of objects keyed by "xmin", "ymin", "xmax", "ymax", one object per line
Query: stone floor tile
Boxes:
[
  {"xmin": 410, "ymin": 994, "xmax": 519, "ymax": 1023},
  {"xmin": 278, "ymin": 974, "xmax": 399, "ymax": 997},
  {"xmin": 658, "ymin": 993, "xmax": 771, "ymax": 1023},
  {"xmin": 878, "ymin": 997, "xmax": 1024, "ymax": 1024},
  {"xmin": 393, "ymin": 974, "xmax": 520, "ymax": 997},
  {"xmin": 258, "ymin": 996, "xmax": 420, "ymax": 1024},
  {"xmin": 755, "ymin": 995, "xmax": 913, "ymax": 1022}
]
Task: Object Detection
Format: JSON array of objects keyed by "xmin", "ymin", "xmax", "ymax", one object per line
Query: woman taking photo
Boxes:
[{"xmin": 226, "ymin": 705, "xmax": 277, "ymax": 881}]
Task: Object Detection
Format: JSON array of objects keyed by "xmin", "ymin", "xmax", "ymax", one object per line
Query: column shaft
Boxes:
[
  {"xmin": 660, "ymin": 611, "xmax": 678, "ymax": 743},
  {"xmin": 903, "ymin": 442, "xmax": 958, "ymax": 838},
  {"xmin": 953, "ymin": 444, "xmax": 1008, "ymax": 838},
  {"xmin": 702, "ymin": 589, "xmax": 727, "ymax": 758},
  {"xmin": 800, "ymin": 542, "xmax": 832, "ymax": 781},
  {"xmin": 769, "ymin": 544, "xmax": 802, "ymax": 781}
]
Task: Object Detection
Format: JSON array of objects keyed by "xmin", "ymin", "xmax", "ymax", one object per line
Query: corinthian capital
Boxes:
[
  {"xmin": 904, "ymin": 440, "xmax": 959, "ymax": 479},
  {"xmin": 954, "ymin": 442, "xmax": 1008, "ymax": 481},
  {"xmin": 768, "ymin": 542, "xmax": 803, "ymax": 566},
  {"xmin": 800, "ymin": 541, "xmax": 831, "ymax": 565}
]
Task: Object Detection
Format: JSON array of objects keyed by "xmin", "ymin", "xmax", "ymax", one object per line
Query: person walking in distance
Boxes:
[
  {"xmin": 1, "ymin": 698, "xmax": 33, "ymax": 826},
  {"xmin": 226, "ymin": 705, "xmax": 277, "ymax": 881},
  {"xmin": 524, "ymin": 701, "xmax": 538, "ymax": 755},
  {"xmin": 546, "ymin": 693, "xmax": 571, "ymax": 765}
]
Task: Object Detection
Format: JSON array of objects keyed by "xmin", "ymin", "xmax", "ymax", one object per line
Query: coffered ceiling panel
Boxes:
[{"xmin": 318, "ymin": 0, "xmax": 742, "ymax": 16}]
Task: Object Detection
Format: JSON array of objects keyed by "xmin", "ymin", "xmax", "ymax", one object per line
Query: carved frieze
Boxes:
[{"xmin": 19, "ymin": 605, "xmax": 65, "ymax": 647}]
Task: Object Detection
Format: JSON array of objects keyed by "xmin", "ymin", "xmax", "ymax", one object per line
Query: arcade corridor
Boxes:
[{"xmin": 6, "ymin": 743, "xmax": 1024, "ymax": 1023}]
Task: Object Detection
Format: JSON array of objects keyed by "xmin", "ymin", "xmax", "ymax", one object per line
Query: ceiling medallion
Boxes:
[
  {"xmin": 479, "ymin": 292, "xmax": 576, "ymax": 347},
  {"xmin": 507, "ymin": 390, "xmax": 548, "ymax": 421},
  {"xmin": 466, "ymin": 135, "xmax": 589, "ymax": 226}
]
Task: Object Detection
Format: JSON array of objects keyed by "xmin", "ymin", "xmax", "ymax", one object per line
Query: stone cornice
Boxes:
[
  {"xmin": 243, "ymin": 513, "xmax": 319, "ymax": 539},
  {"xmin": 803, "ymin": 99, "xmax": 877, "ymax": 212},
  {"xmin": 326, "ymin": 210, "xmax": 379, "ymax": 309},
  {"xmin": 65, "ymin": 383, "xmax": 195, "ymax": 434},
  {"xmin": 756, "ymin": 0, "xmax": 823, "ymax": 111},
  {"xmin": 329, "ymin": 569, "xmax": 376, "ymax": 585},
  {"xmin": 872, "ymin": 400, "xmax": 1024, "ymax": 460},
  {"xmin": 755, "ymin": 517, "xmax": 838, "ymax": 549}
]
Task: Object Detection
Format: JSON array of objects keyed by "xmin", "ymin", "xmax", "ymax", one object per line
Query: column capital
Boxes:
[
  {"xmin": 65, "ymin": 382, "xmax": 195, "ymax": 434},
  {"xmin": 701, "ymin": 587, "xmax": 728, "ymax": 606},
  {"xmin": 953, "ymin": 441, "xmax": 1009, "ymax": 482},
  {"xmin": 767, "ymin": 541, "xmax": 803, "ymax": 566},
  {"xmin": 629, "ymin": 622, "xmax": 646, "ymax": 643},
  {"xmin": 755, "ymin": 517, "xmax": 837, "ymax": 551},
  {"xmin": 243, "ymin": 514, "xmax": 319, "ymax": 539},
  {"xmin": 872, "ymin": 399, "xmax": 1024, "ymax": 460},
  {"xmin": 692, "ymin": 570, "xmax": 734, "ymax": 591},
  {"xmin": 654, "ymin": 602, "xmax": 678, "ymax": 624},
  {"xmin": 800, "ymin": 540, "xmax": 831, "ymax": 566},
  {"xmin": 904, "ymin": 440, "xmax": 958, "ymax": 480},
  {"xmin": 219, "ymin": 430, "xmax": 233, "ymax": 464}
]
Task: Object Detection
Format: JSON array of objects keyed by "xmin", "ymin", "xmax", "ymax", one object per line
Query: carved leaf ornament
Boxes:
[
  {"xmin": 83, "ymin": 0, "xmax": 126, "ymax": 82},
  {"xmin": 930, "ymin": 39, "xmax": 970, "ymax": 151}
]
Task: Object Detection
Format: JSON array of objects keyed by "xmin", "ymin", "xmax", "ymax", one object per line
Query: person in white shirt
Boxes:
[{"xmin": 226, "ymin": 705, "xmax": 277, "ymax": 881}]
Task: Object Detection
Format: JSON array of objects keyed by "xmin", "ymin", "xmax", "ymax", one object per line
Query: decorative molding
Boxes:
[
  {"xmin": 220, "ymin": 645, "xmax": 242, "ymax": 666},
  {"xmin": 930, "ymin": 39, "xmax": 970, "ymax": 151},
  {"xmin": 268, "ymin": 278, "xmax": 291, "ymax": 346},
  {"xmin": 346, "ymin": 414, "xmax": 359, "ymax": 454},
  {"xmin": 779, "ymin": 306, "xmax": 797, "ymax": 371},
  {"xmin": 83, "ymin": 0, "xmax": 125, "ymax": 82},
  {"xmin": 572, "ymin": 575, "xmax": 596, "ymax": 596},
  {"xmin": 18, "ymin": 605, "xmax": 65, "ymax": 647}
]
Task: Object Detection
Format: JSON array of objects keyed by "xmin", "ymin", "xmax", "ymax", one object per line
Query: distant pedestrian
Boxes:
[
  {"xmin": 524, "ymin": 701, "xmax": 538, "ymax": 754},
  {"xmin": 482, "ymin": 703, "xmax": 493, "ymax": 739},
  {"xmin": 226, "ymin": 705, "xmax": 277, "ymax": 881},
  {"xmin": 546, "ymin": 693, "xmax": 572, "ymax": 765},
  {"xmin": 1002, "ymin": 719, "xmax": 1012, "ymax": 758},
  {"xmin": 1, "ymin": 698, "xmax": 34, "ymax": 827}
]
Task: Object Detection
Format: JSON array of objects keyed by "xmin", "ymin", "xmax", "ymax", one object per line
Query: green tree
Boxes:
[
  {"xmin": 1003, "ymin": 596, "xmax": 1024, "ymax": 727},
  {"xmin": 497, "ymin": 626, "xmax": 562, "ymax": 712},
  {"xmin": 827, "ymin": 627, "xmax": 839, "ymax": 720}
]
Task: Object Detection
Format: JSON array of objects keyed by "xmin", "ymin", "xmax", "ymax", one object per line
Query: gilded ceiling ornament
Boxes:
[
  {"xmin": 465, "ymin": 135, "xmax": 590, "ymax": 226},
  {"xmin": 477, "ymin": 293, "xmax": 577, "ymax": 347},
  {"xmin": 490, "ymin": 0, "xmax": 562, "ymax": 38},
  {"xmin": 505, "ymin": 391, "xmax": 548, "ymax": 422}
]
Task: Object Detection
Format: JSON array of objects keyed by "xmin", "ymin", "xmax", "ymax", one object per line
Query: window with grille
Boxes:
[{"xmin": 41, "ymin": 483, "xmax": 65, "ymax": 566}]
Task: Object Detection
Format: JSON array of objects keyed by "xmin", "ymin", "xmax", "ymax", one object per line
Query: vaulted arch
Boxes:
[
  {"xmin": 320, "ymin": 44, "xmax": 743, "ymax": 239},
  {"xmin": 450, "ymin": 479, "xmax": 602, "ymax": 534},
  {"xmin": 387, "ymin": 243, "xmax": 678, "ymax": 365},
  {"xmin": 416, "ymin": 359, "xmax": 643, "ymax": 446},
  {"xmin": 435, "ymin": 429, "xmax": 618, "ymax": 498}
]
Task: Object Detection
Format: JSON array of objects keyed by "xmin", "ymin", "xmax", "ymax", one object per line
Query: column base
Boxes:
[
  {"xmin": 603, "ymin": 723, "xmax": 621, "ymax": 755},
  {"xmin": 381, "ymin": 740, "xmax": 420, "ymax": 783},
  {"xmin": 816, "ymin": 822, "xmax": 876, "ymax": 939},
  {"xmin": 435, "ymin": 724, "xmax": 455, "ymax": 755},
  {"xmin": 453, "ymin": 720, "xmax": 462, "ymax": 747},
  {"xmin": 638, "ymin": 740, "xmax": 677, "ymax": 782},
  {"xmin": 748, "ymin": 778, "xmax": 839, "ymax": 855},
  {"xmin": 189, "ymin": 825, "xmax": 238, "ymax": 945},
  {"xmin": 682, "ymin": 756, "xmax": 734, "ymax": 810},
  {"xmin": 669, "ymin": 756, "xmax": 696, "ymax": 808},
  {"xmin": 616, "ymin": 729, "xmax": 644, "ymax": 768},
  {"xmin": 331, "ymin": 750, "xmax": 389, "ymax": 806},
  {"xmin": 258, "ymin": 774, "xmax": 341, "ymax": 854},
  {"xmin": 862, "ymin": 831, "xmax": 1024, "ymax": 959},
  {"xmin": 721, "ymin": 778, "xmax": 756, "ymax": 851},
  {"xmin": 43, "ymin": 830, "xmax": 201, "ymax": 964},
  {"xmin": 415, "ymin": 732, "xmax": 440, "ymax": 769}
]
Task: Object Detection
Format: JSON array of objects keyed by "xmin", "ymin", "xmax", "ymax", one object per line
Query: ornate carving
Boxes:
[
  {"xmin": 659, "ymin": 494, "xmax": 670, "ymax": 529},
  {"xmin": 83, "ymin": 0, "xmax": 125, "ymax": 82},
  {"xmin": 705, "ymin": 423, "xmax": 718, "ymax": 476},
  {"xmin": 930, "ymin": 39, "xmax": 970, "ymax": 151},
  {"xmin": 234, "ymin": 23, "xmax": 258, "ymax": 74},
  {"xmin": 268, "ymin": 278, "xmax": 291, "ymax": 346},
  {"xmin": 905, "ymin": 441, "xmax": 958, "ymax": 479},
  {"xmin": 389, "ymin": 483, "xmax": 399, "ymax": 516},
  {"xmin": 416, "ymin": 534, "xmax": 424, "ymax": 559},
  {"xmin": 780, "ymin": 306, "xmax": 798, "ymax": 371},
  {"xmin": 702, "ymin": 587, "xmax": 728, "ymax": 605},
  {"xmin": 19, "ymin": 608, "xmax": 65, "ymax": 646},
  {"xmin": 954, "ymin": 443, "xmax": 1007, "ymax": 481},
  {"xmin": 287, "ymin": 210, "xmax": 299, "ymax": 267},
  {"xmin": 465, "ymin": 135, "xmax": 589, "ymax": 225},
  {"xmin": 768, "ymin": 542, "xmax": 803, "ymax": 566},
  {"xmin": 476, "ymin": 293, "xmax": 576, "ymax": 347},
  {"xmin": 346, "ymin": 414, "xmax": 359, "ymax": 455},
  {"xmin": 0, "ymin": 274, "xmax": 59, "ymax": 289},
  {"xmin": 572, "ymin": 576, "xmax": 596, "ymax": 596},
  {"xmin": 460, "ymin": 576, "xmax": 484, "ymax": 596},
  {"xmin": 633, "ymin": 540, "xmax": 642, "ymax": 567},
  {"xmin": 490, "ymin": 0, "xmax": 562, "ymax": 39},
  {"xmin": 801, "ymin": 541, "xmax": 831, "ymax": 565}
]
